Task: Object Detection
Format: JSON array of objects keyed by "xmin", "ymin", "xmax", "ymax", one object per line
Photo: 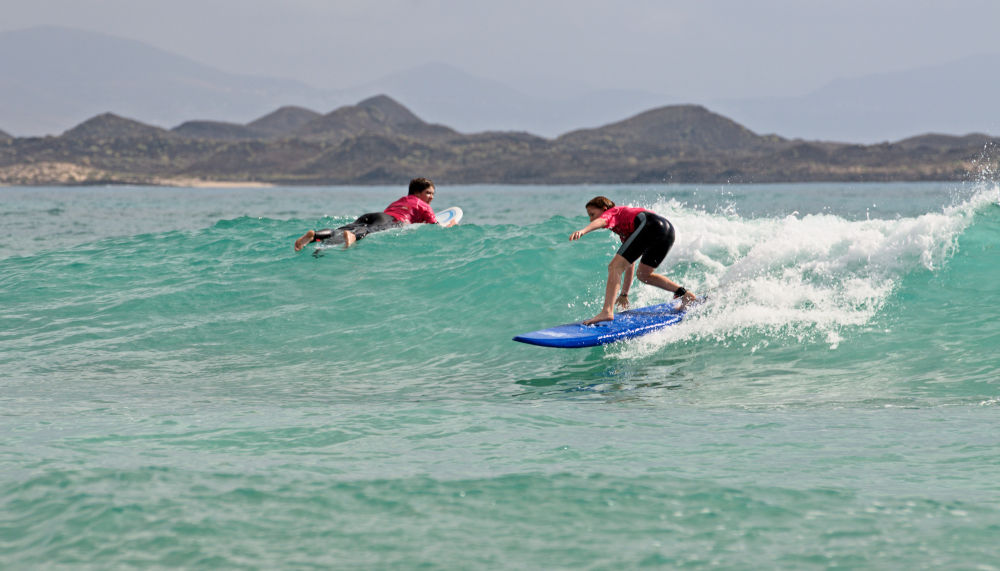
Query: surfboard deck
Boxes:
[
  {"xmin": 513, "ymin": 298, "xmax": 704, "ymax": 348},
  {"xmin": 437, "ymin": 206, "xmax": 463, "ymax": 226}
]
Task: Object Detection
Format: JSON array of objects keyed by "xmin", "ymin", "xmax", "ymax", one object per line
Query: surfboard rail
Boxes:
[{"xmin": 513, "ymin": 299, "xmax": 701, "ymax": 348}]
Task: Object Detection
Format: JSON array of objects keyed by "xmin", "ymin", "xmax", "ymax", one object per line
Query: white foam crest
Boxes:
[{"xmin": 611, "ymin": 187, "xmax": 992, "ymax": 357}]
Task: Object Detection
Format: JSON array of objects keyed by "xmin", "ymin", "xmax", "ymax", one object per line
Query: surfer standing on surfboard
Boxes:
[
  {"xmin": 294, "ymin": 177, "xmax": 455, "ymax": 250},
  {"xmin": 569, "ymin": 196, "xmax": 698, "ymax": 325}
]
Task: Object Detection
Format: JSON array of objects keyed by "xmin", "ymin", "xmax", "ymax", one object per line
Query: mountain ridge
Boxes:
[
  {"xmin": 0, "ymin": 25, "xmax": 344, "ymax": 136},
  {"xmin": 2, "ymin": 96, "xmax": 996, "ymax": 186},
  {"xmin": 3, "ymin": 26, "xmax": 999, "ymax": 143},
  {"xmin": 62, "ymin": 113, "xmax": 174, "ymax": 140},
  {"xmin": 292, "ymin": 95, "xmax": 460, "ymax": 144}
]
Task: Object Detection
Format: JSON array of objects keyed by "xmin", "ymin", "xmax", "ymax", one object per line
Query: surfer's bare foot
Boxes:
[
  {"xmin": 294, "ymin": 230, "xmax": 315, "ymax": 251},
  {"xmin": 342, "ymin": 230, "xmax": 356, "ymax": 248},
  {"xmin": 583, "ymin": 311, "xmax": 615, "ymax": 325}
]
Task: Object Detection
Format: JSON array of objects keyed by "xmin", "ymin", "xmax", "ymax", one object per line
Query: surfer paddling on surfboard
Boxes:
[
  {"xmin": 569, "ymin": 196, "xmax": 698, "ymax": 325},
  {"xmin": 294, "ymin": 177, "xmax": 456, "ymax": 251}
]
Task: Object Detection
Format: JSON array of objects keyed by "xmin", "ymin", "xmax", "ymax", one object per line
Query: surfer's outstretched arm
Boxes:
[{"xmin": 569, "ymin": 217, "xmax": 608, "ymax": 241}]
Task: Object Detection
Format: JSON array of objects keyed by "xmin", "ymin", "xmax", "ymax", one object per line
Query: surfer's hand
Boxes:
[
  {"xmin": 616, "ymin": 293, "xmax": 629, "ymax": 309},
  {"xmin": 676, "ymin": 290, "xmax": 698, "ymax": 310},
  {"xmin": 569, "ymin": 230, "xmax": 584, "ymax": 241}
]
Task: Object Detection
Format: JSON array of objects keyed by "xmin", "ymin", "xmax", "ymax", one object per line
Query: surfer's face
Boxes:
[
  {"xmin": 415, "ymin": 186, "xmax": 435, "ymax": 204},
  {"xmin": 586, "ymin": 206, "xmax": 604, "ymax": 221}
]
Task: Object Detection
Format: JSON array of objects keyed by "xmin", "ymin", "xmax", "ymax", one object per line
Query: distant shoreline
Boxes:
[
  {"xmin": 2, "ymin": 96, "xmax": 997, "ymax": 186},
  {"xmin": 154, "ymin": 177, "xmax": 274, "ymax": 188},
  {"xmin": 0, "ymin": 162, "xmax": 274, "ymax": 188}
]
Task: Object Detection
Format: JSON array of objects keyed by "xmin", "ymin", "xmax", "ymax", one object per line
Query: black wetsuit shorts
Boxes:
[
  {"xmin": 313, "ymin": 212, "xmax": 400, "ymax": 242},
  {"xmin": 616, "ymin": 211, "xmax": 675, "ymax": 268}
]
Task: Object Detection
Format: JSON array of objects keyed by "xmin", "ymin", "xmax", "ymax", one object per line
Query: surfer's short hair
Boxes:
[
  {"xmin": 409, "ymin": 177, "xmax": 435, "ymax": 195},
  {"xmin": 586, "ymin": 196, "xmax": 615, "ymax": 211}
]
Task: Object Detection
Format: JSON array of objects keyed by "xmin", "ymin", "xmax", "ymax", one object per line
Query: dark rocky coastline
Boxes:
[{"xmin": 1, "ymin": 95, "xmax": 996, "ymax": 186}]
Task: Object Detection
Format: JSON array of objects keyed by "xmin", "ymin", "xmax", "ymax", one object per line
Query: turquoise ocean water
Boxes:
[{"xmin": 2, "ymin": 182, "xmax": 999, "ymax": 568}]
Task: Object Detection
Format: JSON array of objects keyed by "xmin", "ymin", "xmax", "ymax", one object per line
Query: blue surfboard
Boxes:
[{"xmin": 513, "ymin": 298, "xmax": 702, "ymax": 348}]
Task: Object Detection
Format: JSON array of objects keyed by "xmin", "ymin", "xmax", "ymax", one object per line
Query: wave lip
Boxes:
[{"xmin": 607, "ymin": 183, "xmax": 997, "ymax": 353}]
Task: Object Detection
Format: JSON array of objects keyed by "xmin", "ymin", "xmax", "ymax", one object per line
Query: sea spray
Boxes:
[{"xmin": 603, "ymin": 184, "xmax": 994, "ymax": 356}]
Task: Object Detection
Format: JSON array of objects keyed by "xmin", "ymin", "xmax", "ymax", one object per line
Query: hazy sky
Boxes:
[{"xmin": 4, "ymin": 0, "xmax": 1000, "ymax": 100}]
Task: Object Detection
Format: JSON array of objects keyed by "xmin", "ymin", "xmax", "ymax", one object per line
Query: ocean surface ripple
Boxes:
[{"xmin": 2, "ymin": 182, "xmax": 999, "ymax": 568}]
